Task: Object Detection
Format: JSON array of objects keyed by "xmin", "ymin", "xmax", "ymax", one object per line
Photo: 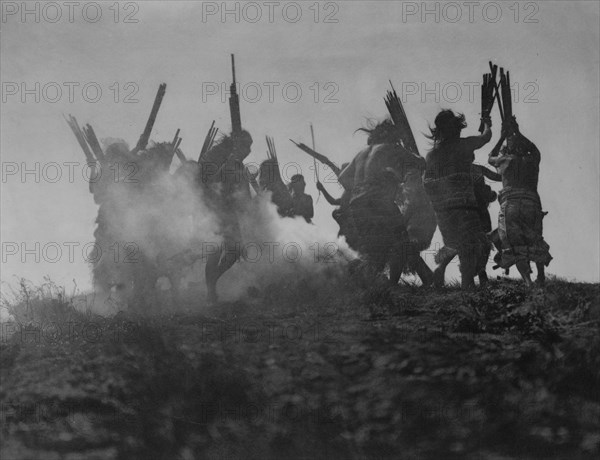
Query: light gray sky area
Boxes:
[{"xmin": 1, "ymin": 1, "xmax": 599, "ymax": 289}]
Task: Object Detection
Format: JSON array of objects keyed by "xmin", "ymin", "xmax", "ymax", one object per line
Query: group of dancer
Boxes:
[{"xmin": 66, "ymin": 58, "xmax": 552, "ymax": 304}]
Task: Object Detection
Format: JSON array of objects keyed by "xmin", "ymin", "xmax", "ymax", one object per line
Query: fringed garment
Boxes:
[{"xmin": 496, "ymin": 187, "xmax": 552, "ymax": 269}]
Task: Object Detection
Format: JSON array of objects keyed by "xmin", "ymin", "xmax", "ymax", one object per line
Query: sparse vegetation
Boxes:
[{"xmin": 1, "ymin": 275, "xmax": 598, "ymax": 459}]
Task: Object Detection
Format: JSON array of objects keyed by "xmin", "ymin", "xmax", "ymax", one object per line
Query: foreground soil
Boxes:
[{"xmin": 1, "ymin": 276, "xmax": 599, "ymax": 459}]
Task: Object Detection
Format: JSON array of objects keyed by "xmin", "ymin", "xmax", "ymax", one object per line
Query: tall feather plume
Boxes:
[
  {"xmin": 64, "ymin": 114, "xmax": 96, "ymax": 163},
  {"xmin": 384, "ymin": 81, "xmax": 420, "ymax": 156},
  {"xmin": 266, "ymin": 135, "xmax": 278, "ymax": 162},
  {"xmin": 198, "ymin": 120, "xmax": 218, "ymax": 163}
]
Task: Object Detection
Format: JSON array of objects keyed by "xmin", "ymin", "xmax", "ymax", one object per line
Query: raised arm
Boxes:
[
  {"xmin": 488, "ymin": 134, "xmax": 506, "ymax": 167},
  {"xmin": 465, "ymin": 121, "xmax": 492, "ymax": 151},
  {"xmin": 316, "ymin": 181, "xmax": 341, "ymax": 206}
]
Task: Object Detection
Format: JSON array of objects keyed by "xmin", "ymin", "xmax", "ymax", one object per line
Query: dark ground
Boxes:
[{"xmin": 1, "ymin": 273, "xmax": 599, "ymax": 459}]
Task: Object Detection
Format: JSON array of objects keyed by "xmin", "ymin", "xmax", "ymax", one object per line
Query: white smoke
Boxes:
[
  {"xmin": 218, "ymin": 192, "xmax": 356, "ymax": 301},
  {"xmin": 86, "ymin": 141, "xmax": 356, "ymax": 314}
]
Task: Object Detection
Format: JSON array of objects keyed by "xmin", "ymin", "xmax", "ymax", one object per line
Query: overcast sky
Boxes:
[{"xmin": 1, "ymin": 0, "xmax": 599, "ymax": 290}]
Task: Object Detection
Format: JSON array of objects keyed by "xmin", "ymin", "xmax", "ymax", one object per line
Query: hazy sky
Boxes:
[{"xmin": 1, "ymin": 0, "xmax": 599, "ymax": 290}]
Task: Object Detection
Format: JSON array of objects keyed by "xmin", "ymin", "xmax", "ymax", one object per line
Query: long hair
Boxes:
[
  {"xmin": 356, "ymin": 118, "xmax": 398, "ymax": 145},
  {"xmin": 426, "ymin": 110, "xmax": 467, "ymax": 145}
]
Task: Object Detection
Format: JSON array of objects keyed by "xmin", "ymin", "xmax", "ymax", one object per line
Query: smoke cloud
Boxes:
[{"xmin": 86, "ymin": 139, "xmax": 356, "ymax": 314}]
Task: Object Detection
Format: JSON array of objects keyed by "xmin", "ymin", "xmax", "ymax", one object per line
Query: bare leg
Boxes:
[
  {"xmin": 478, "ymin": 244, "xmax": 491, "ymax": 285},
  {"xmin": 205, "ymin": 242, "xmax": 240, "ymax": 304},
  {"xmin": 535, "ymin": 263, "xmax": 546, "ymax": 286},
  {"xmin": 478, "ymin": 270, "xmax": 489, "ymax": 286},
  {"xmin": 410, "ymin": 255, "xmax": 433, "ymax": 287},
  {"xmin": 433, "ymin": 250, "xmax": 456, "ymax": 288},
  {"xmin": 516, "ymin": 260, "xmax": 533, "ymax": 286},
  {"xmin": 388, "ymin": 255, "xmax": 403, "ymax": 286},
  {"xmin": 458, "ymin": 250, "xmax": 477, "ymax": 289},
  {"xmin": 388, "ymin": 240, "xmax": 409, "ymax": 285}
]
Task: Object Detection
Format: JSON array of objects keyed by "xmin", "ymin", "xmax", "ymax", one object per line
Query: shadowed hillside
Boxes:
[{"xmin": 1, "ymin": 275, "xmax": 599, "ymax": 459}]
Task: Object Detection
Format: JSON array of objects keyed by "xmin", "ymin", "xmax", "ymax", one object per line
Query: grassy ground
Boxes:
[{"xmin": 1, "ymin": 273, "xmax": 599, "ymax": 459}]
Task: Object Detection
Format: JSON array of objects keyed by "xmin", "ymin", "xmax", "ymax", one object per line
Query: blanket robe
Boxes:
[
  {"xmin": 497, "ymin": 187, "xmax": 552, "ymax": 269},
  {"xmin": 398, "ymin": 169, "xmax": 437, "ymax": 252},
  {"xmin": 348, "ymin": 182, "xmax": 405, "ymax": 269},
  {"xmin": 423, "ymin": 172, "xmax": 489, "ymax": 274}
]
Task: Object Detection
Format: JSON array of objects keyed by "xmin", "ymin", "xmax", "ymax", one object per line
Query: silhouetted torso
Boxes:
[{"xmin": 425, "ymin": 136, "xmax": 487, "ymax": 181}]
